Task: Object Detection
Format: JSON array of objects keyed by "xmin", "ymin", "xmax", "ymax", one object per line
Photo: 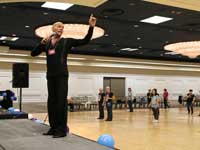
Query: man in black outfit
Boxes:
[
  {"xmin": 147, "ymin": 89, "xmax": 151, "ymax": 107},
  {"xmin": 97, "ymin": 88, "xmax": 105, "ymax": 119},
  {"xmin": 104, "ymin": 86, "xmax": 114, "ymax": 121},
  {"xmin": 31, "ymin": 15, "xmax": 96, "ymax": 138},
  {"xmin": 186, "ymin": 89, "xmax": 195, "ymax": 115},
  {"xmin": 127, "ymin": 88, "xmax": 133, "ymax": 112}
]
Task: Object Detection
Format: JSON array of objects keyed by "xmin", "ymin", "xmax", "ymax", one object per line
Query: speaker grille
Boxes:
[{"xmin": 12, "ymin": 63, "xmax": 29, "ymax": 88}]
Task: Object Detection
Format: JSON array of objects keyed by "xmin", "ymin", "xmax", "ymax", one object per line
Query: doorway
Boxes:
[{"xmin": 103, "ymin": 77, "xmax": 125, "ymax": 100}]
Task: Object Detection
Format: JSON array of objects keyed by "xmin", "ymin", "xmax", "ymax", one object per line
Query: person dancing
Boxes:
[
  {"xmin": 31, "ymin": 15, "xmax": 96, "ymax": 138},
  {"xmin": 149, "ymin": 89, "xmax": 160, "ymax": 123}
]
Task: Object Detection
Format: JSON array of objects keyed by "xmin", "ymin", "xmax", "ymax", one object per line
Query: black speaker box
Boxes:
[{"xmin": 12, "ymin": 63, "xmax": 29, "ymax": 88}]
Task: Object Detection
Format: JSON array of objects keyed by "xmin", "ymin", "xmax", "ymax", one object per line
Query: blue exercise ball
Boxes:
[{"xmin": 97, "ymin": 134, "xmax": 115, "ymax": 148}]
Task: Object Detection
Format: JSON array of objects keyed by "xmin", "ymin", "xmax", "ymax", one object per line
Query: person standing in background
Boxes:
[
  {"xmin": 147, "ymin": 89, "xmax": 151, "ymax": 108},
  {"xmin": 97, "ymin": 88, "xmax": 105, "ymax": 119},
  {"xmin": 186, "ymin": 89, "xmax": 195, "ymax": 115},
  {"xmin": 149, "ymin": 88, "xmax": 160, "ymax": 123},
  {"xmin": 163, "ymin": 88, "xmax": 169, "ymax": 109},
  {"xmin": 67, "ymin": 96, "xmax": 74, "ymax": 112},
  {"xmin": 104, "ymin": 86, "xmax": 114, "ymax": 121},
  {"xmin": 127, "ymin": 88, "xmax": 134, "ymax": 112}
]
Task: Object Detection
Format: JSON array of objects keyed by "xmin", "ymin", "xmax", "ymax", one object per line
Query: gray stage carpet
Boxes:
[{"xmin": 0, "ymin": 119, "xmax": 112, "ymax": 150}]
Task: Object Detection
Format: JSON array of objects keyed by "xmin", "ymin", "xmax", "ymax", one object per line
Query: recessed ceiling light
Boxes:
[
  {"xmin": 0, "ymin": 36, "xmax": 7, "ymax": 40},
  {"xmin": 121, "ymin": 48, "xmax": 139, "ymax": 51},
  {"xmin": 165, "ymin": 52, "xmax": 178, "ymax": 55},
  {"xmin": 137, "ymin": 37, "xmax": 141, "ymax": 40},
  {"xmin": 139, "ymin": 46, "xmax": 142, "ymax": 48},
  {"xmin": 43, "ymin": 12, "xmax": 48, "ymax": 15},
  {"xmin": 41, "ymin": 2, "xmax": 74, "ymax": 10},
  {"xmin": 140, "ymin": 15, "xmax": 173, "ymax": 24},
  {"xmin": 2, "ymin": 41, "xmax": 6, "ymax": 43},
  {"xmin": 12, "ymin": 34, "xmax": 16, "ymax": 36},
  {"xmin": 129, "ymin": 3, "xmax": 135, "ymax": 6},
  {"xmin": 171, "ymin": 10, "xmax": 176, "ymax": 14},
  {"xmin": 25, "ymin": 25, "xmax": 30, "ymax": 28},
  {"xmin": 133, "ymin": 25, "xmax": 139, "ymax": 28},
  {"xmin": 11, "ymin": 37, "xmax": 19, "ymax": 41},
  {"xmin": 104, "ymin": 34, "xmax": 109, "ymax": 37}
]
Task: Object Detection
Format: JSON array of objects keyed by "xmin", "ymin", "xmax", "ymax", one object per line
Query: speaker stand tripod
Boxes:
[{"xmin": 19, "ymin": 88, "xmax": 22, "ymax": 112}]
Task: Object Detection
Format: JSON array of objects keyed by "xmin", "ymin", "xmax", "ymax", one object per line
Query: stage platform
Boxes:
[
  {"xmin": 0, "ymin": 108, "xmax": 28, "ymax": 119},
  {"xmin": 0, "ymin": 119, "xmax": 113, "ymax": 150}
]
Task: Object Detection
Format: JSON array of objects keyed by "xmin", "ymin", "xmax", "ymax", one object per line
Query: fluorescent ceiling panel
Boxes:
[
  {"xmin": 141, "ymin": 15, "xmax": 173, "ymax": 24},
  {"xmin": 11, "ymin": 37, "xmax": 19, "ymax": 41},
  {"xmin": 41, "ymin": 2, "xmax": 74, "ymax": 10},
  {"xmin": 121, "ymin": 48, "xmax": 139, "ymax": 51}
]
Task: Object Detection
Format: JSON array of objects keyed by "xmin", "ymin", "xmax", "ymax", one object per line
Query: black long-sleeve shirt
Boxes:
[{"xmin": 31, "ymin": 27, "xmax": 94, "ymax": 77}]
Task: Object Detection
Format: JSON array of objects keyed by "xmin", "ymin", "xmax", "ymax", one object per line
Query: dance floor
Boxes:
[{"xmin": 33, "ymin": 108, "xmax": 200, "ymax": 150}]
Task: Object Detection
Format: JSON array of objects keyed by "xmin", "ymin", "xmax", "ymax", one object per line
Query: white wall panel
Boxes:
[{"xmin": 1, "ymin": 69, "xmax": 200, "ymax": 102}]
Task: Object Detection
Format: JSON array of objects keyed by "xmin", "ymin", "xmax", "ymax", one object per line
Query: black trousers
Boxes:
[
  {"xmin": 152, "ymin": 107, "xmax": 159, "ymax": 120},
  {"xmin": 147, "ymin": 98, "xmax": 151, "ymax": 107},
  {"xmin": 98, "ymin": 101, "xmax": 104, "ymax": 118},
  {"xmin": 128, "ymin": 100, "xmax": 133, "ymax": 112},
  {"xmin": 47, "ymin": 75, "xmax": 68, "ymax": 134},
  {"xmin": 106, "ymin": 101, "xmax": 113, "ymax": 121},
  {"xmin": 187, "ymin": 103, "xmax": 193, "ymax": 114},
  {"xmin": 69, "ymin": 103, "xmax": 74, "ymax": 112},
  {"xmin": 164, "ymin": 99, "xmax": 169, "ymax": 109}
]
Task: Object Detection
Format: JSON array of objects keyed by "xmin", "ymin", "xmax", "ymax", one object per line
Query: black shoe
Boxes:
[
  {"xmin": 97, "ymin": 117, "xmax": 104, "ymax": 119},
  {"xmin": 43, "ymin": 129, "xmax": 54, "ymax": 136},
  {"xmin": 53, "ymin": 133, "xmax": 66, "ymax": 138},
  {"xmin": 105, "ymin": 119, "xmax": 112, "ymax": 121}
]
